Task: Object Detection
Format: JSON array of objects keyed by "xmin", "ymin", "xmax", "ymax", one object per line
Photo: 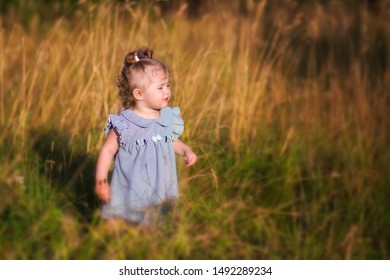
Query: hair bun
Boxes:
[
  {"xmin": 124, "ymin": 53, "xmax": 136, "ymax": 66},
  {"xmin": 135, "ymin": 47, "xmax": 153, "ymax": 60},
  {"xmin": 123, "ymin": 47, "xmax": 154, "ymax": 66},
  {"xmin": 140, "ymin": 47, "xmax": 153, "ymax": 59}
]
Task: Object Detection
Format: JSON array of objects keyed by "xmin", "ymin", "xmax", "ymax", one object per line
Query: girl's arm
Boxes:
[
  {"xmin": 95, "ymin": 129, "xmax": 119, "ymax": 202},
  {"xmin": 173, "ymin": 140, "xmax": 198, "ymax": 167}
]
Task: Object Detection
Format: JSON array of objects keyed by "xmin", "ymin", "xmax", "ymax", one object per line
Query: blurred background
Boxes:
[{"xmin": 0, "ymin": 0, "xmax": 389, "ymax": 259}]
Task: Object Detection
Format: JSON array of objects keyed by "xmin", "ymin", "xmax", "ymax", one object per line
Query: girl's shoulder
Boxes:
[
  {"xmin": 104, "ymin": 113, "xmax": 131, "ymax": 146},
  {"xmin": 161, "ymin": 106, "xmax": 180, "ymax": 115},
  {"xmin": 160, "ymin": 106, "xmax": 182, "ymax": 122},
  {"xmin": 161, "ymin": 106, "xmax": 184, "ymax": 140},
  {"xmin": 104, "ymin": 114, "xmax": 127, "ymax": 135}
]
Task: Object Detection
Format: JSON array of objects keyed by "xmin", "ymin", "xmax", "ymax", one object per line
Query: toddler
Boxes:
[{"xmin": 95, "ymin": 47, "xmax": 198, "ymax": 225}]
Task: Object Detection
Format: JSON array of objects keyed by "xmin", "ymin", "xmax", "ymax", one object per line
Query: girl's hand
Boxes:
[
  {"xmin": 173, "ymin": 140, "xmax": 198, "ymax": 167},
  {"xmin": 184, "ymin": 149, "xmax": 198, "ymax": 167},
  {"xmin": 95, "ymin": 178, "xmax": 110, "ymax": 203}
]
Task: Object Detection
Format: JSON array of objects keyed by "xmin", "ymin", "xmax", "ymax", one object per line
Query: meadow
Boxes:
[{"xmin": 0, "ymin": 0, "xmax": 389, "ymax": 259}]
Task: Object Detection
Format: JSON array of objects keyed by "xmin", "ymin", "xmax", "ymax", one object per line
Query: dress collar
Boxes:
[{"xmin": 121, "ymin": 108, "xmax": 169, "ymax": 128}]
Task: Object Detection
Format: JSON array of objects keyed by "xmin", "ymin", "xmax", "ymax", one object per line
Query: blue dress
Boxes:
[{"xmin": 100, "ymin": 106, "xmax": 184, "ymax": 223}]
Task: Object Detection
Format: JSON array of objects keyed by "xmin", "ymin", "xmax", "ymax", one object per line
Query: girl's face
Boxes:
[{"xmin": 141, "ymin": 68, "xmax": 171, "ymax": 110}]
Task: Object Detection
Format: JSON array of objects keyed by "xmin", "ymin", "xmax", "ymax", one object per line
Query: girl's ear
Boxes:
[{"xmin": 132, "ymin": 88, "xmax": 143, "ymax": 101}]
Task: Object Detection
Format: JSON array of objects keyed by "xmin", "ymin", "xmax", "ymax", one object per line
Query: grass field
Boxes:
[{"xmin": 0, "ymin": 0, "xmax": 389, "ymax": 259}]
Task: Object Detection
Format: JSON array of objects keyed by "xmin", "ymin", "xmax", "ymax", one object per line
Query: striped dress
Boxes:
[{"xmin": 100, "ymin": 106, "xmax": 184, "ymax": 224}]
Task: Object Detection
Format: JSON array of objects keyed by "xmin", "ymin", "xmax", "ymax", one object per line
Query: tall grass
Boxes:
[{"xmin": 0, "ymin": 0, "xmax": 389, "ymax": 259}]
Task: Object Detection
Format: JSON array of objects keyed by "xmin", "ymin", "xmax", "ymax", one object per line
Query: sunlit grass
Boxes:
[{"xmin": 0, "ymin": 1, "xmax": 388, "ymax": 259}]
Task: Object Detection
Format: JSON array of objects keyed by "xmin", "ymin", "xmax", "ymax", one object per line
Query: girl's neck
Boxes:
[{"xmin": 131, "ymin": 106, "xmax": 160, "ymax": 119}]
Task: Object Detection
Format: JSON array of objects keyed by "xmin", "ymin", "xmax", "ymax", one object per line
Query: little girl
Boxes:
[{"xmin": 95, "ymin": 47, "xmax": 198, "ymax": 225}]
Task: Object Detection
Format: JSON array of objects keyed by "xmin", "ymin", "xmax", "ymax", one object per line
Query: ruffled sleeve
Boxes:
[
  {"xmin": 159, "ymin": 107, "xmax": 184, "ymax": 140},
  {"xmin": 104, "ymin": 114, "xmax": 128, "ymax": 145},
  {"xmin": 170, "ymin": 107, "xmax": 184, "ymax": 140}
]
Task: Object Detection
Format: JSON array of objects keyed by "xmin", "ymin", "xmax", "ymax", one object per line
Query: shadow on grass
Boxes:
[{"xmin": 31, "ymin": 128, "xmax": 100, "ymax": 222}]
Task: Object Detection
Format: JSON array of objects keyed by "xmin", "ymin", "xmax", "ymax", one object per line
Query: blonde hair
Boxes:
[{"xmin": 117, "ymin": 47, "xmax": 169, "ymax": 109}]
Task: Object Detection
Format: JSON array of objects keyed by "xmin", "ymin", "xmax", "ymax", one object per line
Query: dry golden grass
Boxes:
[{"xmin": 0, "ymin": 1, "xmax": 388, "ymax": 259}]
